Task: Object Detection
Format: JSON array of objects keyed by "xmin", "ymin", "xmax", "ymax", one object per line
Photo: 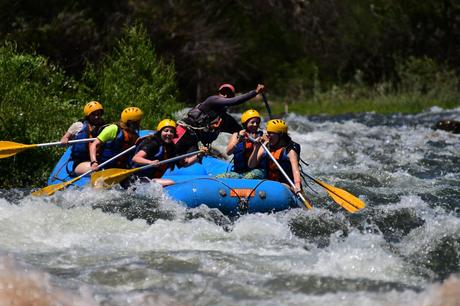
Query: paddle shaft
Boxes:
[
  {"xmin": 72, "ymin": 145, "xmax": 136, "ymax": 182},
  {"xmin": 248, "ymin": 136, "xmax": 310, "ymax": 208},
  {"xmin": 37, "ymin": 138, "xmax": 96, "ymax": 147},
  {"xmin": 90, "ymin": 150, "xmax": 203, "ymax": 187},
  {"xmin": 0, "ymin": 138, "xmax": 96, "ymax": 159},
  {"xmin": 255, "ymin": 99, "xmax": 363, "ymax": 212},
  {"xmin": 262, "ymin": 93, "xmax": 273, "ymax": 119},
  {"xmin": 135, "ymin": 150, "xmax": 201, "ymax": 172}
]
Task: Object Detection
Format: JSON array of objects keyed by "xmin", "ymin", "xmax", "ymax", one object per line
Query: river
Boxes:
[{"xmin": 0, "ymin": 107, "xmax": 459, "ymax": 305}]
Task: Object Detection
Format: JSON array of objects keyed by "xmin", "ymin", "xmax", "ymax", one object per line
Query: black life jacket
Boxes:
[
  {"xmin": 185, "ymin": 103, "xmax": 222, "ymax": 129},
  {"xmin": 131, "ymin": 134, "xmax": 175, "ymax": 179}
]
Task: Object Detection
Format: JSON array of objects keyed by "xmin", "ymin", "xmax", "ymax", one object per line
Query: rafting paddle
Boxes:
[
  {"xmin": 302, "ymin": 172, "xmax": 365, "ymax": 213},
  {"xmin": 261, "ymin": 93, "xmax": 273, "ymax": 120},
  {"xmin": 90, "ymin": 150, "xmax": 201, "ymax": 187},
  {"xmin": 0, "ymin": 138, "xmax": 96, "ymax": 159},
  {"xmin": 248, "ymin": 136, "xmax": 312, "ymax": 209},
  {"xmin": 259, "ymin": 96, "xmax": 364, "ymax": 213},
  {"xmin": 32, "ymin": 145, "xmax": 136, "ymax": 196}
]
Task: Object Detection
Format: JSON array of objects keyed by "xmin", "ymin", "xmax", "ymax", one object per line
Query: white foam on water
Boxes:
[
  {"xmin": 312, "ymin": 230, "xmax": 423, "ymax": 285},
  {"xmin": 1, "ymin": 109, "xmax": 459, "ymax": 306}
]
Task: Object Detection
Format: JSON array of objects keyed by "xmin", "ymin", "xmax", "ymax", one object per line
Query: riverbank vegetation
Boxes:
[
  {"xmin": 0, "ymin": 26, "xmax": 182, "ymax": 188},
  {"xmin": 266, "ymin": 57, "xmax": 460, "ymax": 115}
]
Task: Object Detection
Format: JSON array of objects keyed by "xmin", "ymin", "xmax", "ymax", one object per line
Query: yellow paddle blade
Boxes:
[
  {"xmin": 31, "ymin": 179, "xmax": 77, "ymax": 196},
  {"xmin": 0, "ymin": 141, "xmax": 36, "ymax": 158},
  {"xmin": 91, "ymin": 168, "xmax": 137, "ymax": 188},
  {"xmin": 315, "ymin": 179, "xmax": 365, "ymax": 213}
]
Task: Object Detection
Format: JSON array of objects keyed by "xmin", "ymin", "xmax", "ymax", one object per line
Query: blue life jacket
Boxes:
[
  {"xmin": 70, "ymin": 120, "xmax": 100, "ymax": 162},
  {"xmin": 260, "ymin": 142, "xmax": 301, "ymax": 184},
  {"xmin": 99, "ymin": 124, "xmax": 138, "ymax": 168},
  {"xmin": 232, "ymin": 130, "xmax": 263, "ymax": 173}
]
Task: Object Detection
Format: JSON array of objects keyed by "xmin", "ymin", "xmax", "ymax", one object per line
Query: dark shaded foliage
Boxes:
[{"xmin": 1, "ymin": 0, "xmax": 459, "ymax": 102}]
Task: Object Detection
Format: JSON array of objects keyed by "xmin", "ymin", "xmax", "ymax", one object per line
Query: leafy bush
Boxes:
[
  {"xmin": 0, "ymin": 25, "xmax": 183, "ymax": 188},
  {"xmin": 268, "ymin": 56, "xmax": 460, "ymax": 115},
  {"xmin": 77, "ymin": 24, "xmax": 183, "ymax": 128},
  {"xmin": 396, "ymin": 56, "xmax": 460, "ymax": 102},
  {"xmin": 0, "ymin": 42, "xmax": 78, "ymax": 188}
]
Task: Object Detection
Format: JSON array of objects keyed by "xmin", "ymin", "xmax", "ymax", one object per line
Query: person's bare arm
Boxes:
[
  {"xmin": 207, "ymin": 84, "xmax": 265, "ymax": 108},
  {"xmin": 181, "ymin": 146, "xmax": 208, "ymax": 166},
  {"xmin": 248, "ymin": 142, "xmax": 265, "ymax": 169},
  {"xmin": 288, "ymin": 150, "xmax": 302, "ymax": 192},
  {"xmin": 60, "ymin": 122, "xmax": 84, "ymax": 144},
  {"xmin": 226, "ymin": 131, "xmax": 246, "ymax": 155},
  {"xmin": 60, "ymin": 132, "xmax": 72, "ymax": 144},
  {"xmin": 89, "ymin": 139, "xmax": 102, "ymax": 170},
  {"xmin": 132, "ymin": 150, "xmax": 159, "ymax": 166}
]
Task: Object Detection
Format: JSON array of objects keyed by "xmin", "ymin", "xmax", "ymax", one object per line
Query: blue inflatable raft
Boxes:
[{"xmin": 46, "ymin": 131, "xmax": 302, "ymax": 216}]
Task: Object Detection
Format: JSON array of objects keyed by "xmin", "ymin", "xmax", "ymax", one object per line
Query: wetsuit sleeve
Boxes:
[
  {"xmin": 204, "ymin": 90, "xmax": 258, "ymax": 108},
  {"xmin": 66, "ymin": 122, "xmax": 84, "ymax": 135},
  {"xmin": 97, "ymin": 124, "xmax": 118, "ymax": 143}
]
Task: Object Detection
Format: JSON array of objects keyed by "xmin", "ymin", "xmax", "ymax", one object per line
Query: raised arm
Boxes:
[{"xmin": 206, "ymin": 84, "xmax": 265, "ymax": 108}]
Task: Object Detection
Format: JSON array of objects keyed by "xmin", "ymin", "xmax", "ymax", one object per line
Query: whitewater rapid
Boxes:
[{"xmin": 0, "ymin": 107, "xmax": 459, "ymax": 306}]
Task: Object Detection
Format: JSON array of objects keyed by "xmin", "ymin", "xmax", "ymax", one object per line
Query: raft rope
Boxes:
[
  {"xmin": 177, "ymin": 120, "xmax": 209, "ymax": 131},
  {"xmin": 51, "ymin": 159, "xmax": 73, "ymax": 183},
  {"xmin": 192, "ymin": 177, "xmax": 268, "ymax": 213},
  {"xmin": 298, "ymin": 159, "xmax": 318, "ymax": 195}
]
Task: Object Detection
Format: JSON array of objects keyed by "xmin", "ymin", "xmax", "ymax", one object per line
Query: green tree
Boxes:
[
  {"xmin": 0, "ymin": 42, "xmax": 78, "ymax": 187},
  {"xmin": 78, "ymin": 24, "xmax": 182, "ymax": 128}
]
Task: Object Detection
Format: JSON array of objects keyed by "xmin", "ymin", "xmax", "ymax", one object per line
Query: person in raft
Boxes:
[
  {"xmin": 174, "ymin": 83, "xmax": 265, "ymax": 155},
  {"xmin": 87, "ymin": 107, "xmax": 143, "ymax": 170},
  {"xmin": 248, "ymin": 119, "xmax": 302, "ymax": 192},
  {"xmin": 216, "ymin": 109, "xmax": 265, "ymax": 179},
  {"xmin": 60, "ymin": 101, "xmax": 105, "ymax": 175},
  {"xmin": 130, "ymin": 119, "xmax": 207, "ymax": 187}
]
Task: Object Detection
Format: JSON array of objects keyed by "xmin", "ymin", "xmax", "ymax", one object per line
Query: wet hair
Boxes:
[{"xmin": 271, "ymin": 132, "xmax": 292, "ymax": 148}]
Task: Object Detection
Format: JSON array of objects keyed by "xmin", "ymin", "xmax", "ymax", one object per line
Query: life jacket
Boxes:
[
  {"xmin": 261, "ymin": 142, "xmax": 301, "ymax": 184},
  {"xmin": 232, "ymin": 130, "xmax": 263, "ymax": 173},
  {"xmin": 131, "ymin": 134, "xmax": 174, "ymax": 179},
  {"xmin": 70, "ymin": 120, "xmax": 102, "ymax": 162},
  {"xmin": 99, "ymin": 124, "xmax": 138, "ymax": 168},
  {"xmin": 185, "ymin": 103, "xmax": 222, "ymax": 129}
]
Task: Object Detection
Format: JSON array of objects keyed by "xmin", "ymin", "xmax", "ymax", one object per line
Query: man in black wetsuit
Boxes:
[{"xmin": 174, "ymin": 83, "xmax": 265, "ymax": 155}]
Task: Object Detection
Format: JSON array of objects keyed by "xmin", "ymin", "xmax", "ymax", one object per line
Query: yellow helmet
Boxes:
[
  {"xmin": 83, "ymin": 101, "xmax": 103, "ymax": 116},
  {"xmin": 157, "ymin": 119, "xmax": 176, "ymax": 131},
  {"xmin": 120, "ymin": 107, "xmax": 143, "ymax": 123},
  {"xmin": 241, "ymin": 109, "xmax": 261, "ymax": 124},
  {"xmin": 266, "ymin": 119, "xmax": 288, "ymax": 133}
]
